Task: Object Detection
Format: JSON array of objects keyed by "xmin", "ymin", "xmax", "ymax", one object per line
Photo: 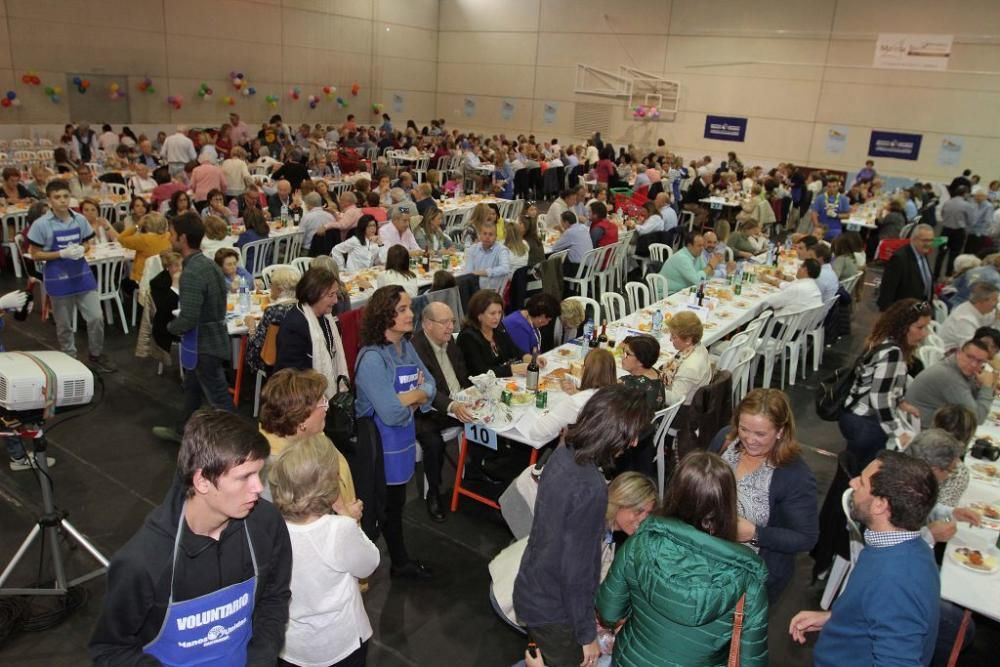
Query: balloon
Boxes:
[
  {"xmin": 21, "ymin": 74, "xmax": 30, "ymax": 84},
  {"xmin": 72, "ymin": 76, "xmax": 81, "ymax": 85},
  {"xmin": 247, "ymin": 87, "xmax": 256, "ymax": 96},
  {"xmin": 82, "ymin": 80, "xmax": 90, "ymax": 88},
  {"xmin": 351, "ymin": 82, "xmax": 360, "ymax": 96},
  {"xmin": 50, "ymin": 95, "xmax": 60, "ymax": 103},
  {"xmin": 6, "ymin": 91, "xmax": 16, "ymax": 100},
  {"xmin": 1, "ymin": 99, "xmax": 10, "ymax": 108},
  {"xmin": 12, "ymin": 98, "xmax": 21, "ymax": 106},
  {"xmin": 241, "ymin": 88, "xmax": 250, "ymax": 96},
  {"xmin": 110, "ymin": 82, "xmax": 119, "ymax": 91},
  {"xmin": 309, "ymin": 100, "xmax": 317, "ymax": 109}
]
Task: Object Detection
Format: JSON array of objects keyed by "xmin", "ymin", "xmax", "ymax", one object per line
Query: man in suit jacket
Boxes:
[
  {"xmin": 412, "ymin": 302, "xmax": 474, "ymax": 522},
  {"xmin": 877, "ymin": 224, "xmax": 936, "ymax": 312}
]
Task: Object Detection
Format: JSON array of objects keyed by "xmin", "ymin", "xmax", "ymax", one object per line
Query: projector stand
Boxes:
[{"xmin": 0, "ymin": 418, "xmax": 109, "ymax": 596}]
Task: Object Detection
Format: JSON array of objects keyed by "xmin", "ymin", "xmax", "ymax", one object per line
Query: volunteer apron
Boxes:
[
  {"xmin": 44, "ymin": 219, "xmax": 97, "ymax": 297},
  {"xmin": 373, "ymin": 355, "xmax": 420, "ymax": 485},
  {"xmin": 144, "ymin": 506, "xmax": 258, "ymax": 666}
]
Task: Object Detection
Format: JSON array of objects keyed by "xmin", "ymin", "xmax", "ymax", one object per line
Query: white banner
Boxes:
[{"xmin": 874, "ymin": 34, "xmax": 952, "ymax": 71}]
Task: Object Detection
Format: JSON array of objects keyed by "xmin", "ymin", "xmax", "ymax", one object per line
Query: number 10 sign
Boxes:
[{"xmin": 464, "ymin": 423, "xmax": 497, "ymax": 451}]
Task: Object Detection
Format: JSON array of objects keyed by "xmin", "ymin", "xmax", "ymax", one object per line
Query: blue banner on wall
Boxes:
[
  {"xmin": 704, "ymin": 115, "xmax": 747, "ymax": 142},
  {"xmin": 868, "ymin": 130, "xmax": 922, "ymax": 161}
]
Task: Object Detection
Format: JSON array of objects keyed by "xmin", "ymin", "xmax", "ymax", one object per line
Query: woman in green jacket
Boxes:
[{"xmin": 596, "ymin": 451, "xmax": 769, "ymax": 667}]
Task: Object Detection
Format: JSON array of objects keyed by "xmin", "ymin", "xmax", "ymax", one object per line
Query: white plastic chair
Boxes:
[
  {"xmin": 564, "ymin": 246, "xmax": 603, "ymax": 299},
  {"xmin": 681, "ymin": 210, "xmax": 695, "ymax": 234},
  {"xmin": 91, "ymin": 256, "xmax": 129, "ymax": 334},
  {"xmin": 103, "ymin": 183, "xmax": 128, "ymax": 198},
  {"xmin": 261, "ymin": 263, "xmax": 300, "ymax": 289},
  {"xmin": 802, "ymin": 297, "xmax": 839, "ymax": 375},
  {"xmin": 915, "ymin": 344, "xmax": 944, "ymax": 369},
  {"xmin": 820, "ymin": 487, "xmax": 866, "ymax": 610},
  {"xmin": 291, "ymin": 256, "xmax": 313, "ymax": 274},
  {"xmin": 564, "ymin": 296, "xmax": 600, "ymax": 329},
  {"xmin": 411, "ymin": 156, "xmax": 430, "ymax": 183},
  {"xmin": 716, "ymin": 332, "xmax": 752, "ymax": 371},
  {"xmin": 781, "ymin": 304, "xmax": 824, "ymax": 387},
  {"xmin": 272, "ymin": 231, "xmax": 304, "ymax": 265},
  {"xmin": 728, "ymin": 347, "xmax": 757, "ymax": 404},
  {"xmin": 932, "ymin": 299, "xmax": 948, "ymax": 323},
  {"xmin": 2, "ymin": 209, "xmax": 29, "ymax": 278},
  {"xmin": 615, "ymin": 230, "xmax": 634, "ymax": 289},
  {"xmin": 591, "ymin": 244, "xmax": 621, "ymax": 297},
  {"xmin": 653, "ymin": 399, "xmax": 685, "ymax": 500},
  {"xmin": 240, "ymin": 238, "xmax": 274, "ymax": 278},
  {"xmin": 600, "ymin": 292, "xmax": 627, "ymax": 324},
  {"xmin": 750, "ymin": 309, "xmax": 809, "ymax": 389},
  {"xmin": 624, "ymin": 281, "xmax": 649, "ymax": 314},
  {"xmin": 648, "ymin": 243, "xmax": 672, "ymax": 267},
  {"xmin": 645, "ymin": 273, "xmax": 669, "ymax": 302},
  {"xmin": 839, "ymin": 271, "xmax": 863, "ymax": 295},
  {"xmin": 251, "ymin": 174, "xmax": 272, "ymax": 188}
]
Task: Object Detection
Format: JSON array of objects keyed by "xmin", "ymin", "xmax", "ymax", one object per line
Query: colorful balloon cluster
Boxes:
[
  {"xmin": 222, "ymin": 95, "xmax": 237, "ymax": 106},
  {"xmin": 288, "ymin": 86, "xmax": 301, "ymax": 101},
  {"xmin": 372, "ymin": 103, "xmax": 383, "ymax": 114},
  {"xmin": 137, "ymin": 77, "xmax": 155, "ymax": 94},
  {"xmin": 632, "ymin": 105, "xmax": 661, "ymax": 120},
  {"xmin": 71, "ymin": 76, "xmax": 91, "ymax": 94},
  {"xmin": 1, "ymin": 91, "xmax": 21, "ymax": 109},
  {"xmin": 197, "ymin": 82, "xmax": 214, "ymax": 100},
  {"xmin": 230, "ymin": 71, "xmax": 255, "ymax": 97},
  {"xmin": 20, "ymin": 71, "xmax": 41, "ymax": 86},
  {"xmin": 307, "ymin": 94, "xmax": 319, "ymax": 109},
  {"xmin": 351, "ymin": 82, "xmax": 360, "ymax": 96},
  {"xmin": 43, "ymin": 85, "xmax": 63, "ymax": 103},
  {"xmin": 265, "ymin": 94, "xmax": 279, "ymax": 108},
  {"xmin": 336, "ymin": 96, "xmax": 348, "ymax": 109},
  {"xmin": 322, "ymin": 85, "xmax": 336, "ymax": 99},
  {"xmin": 108, "ymin": 82, "xmax": 126, "ymax": 101},
  {"xmin": 166, "ymin": 94, "xmax": 183, "ymax": 110}
]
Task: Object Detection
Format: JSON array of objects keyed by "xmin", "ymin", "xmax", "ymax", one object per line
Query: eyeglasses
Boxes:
[
  {"xmin": 910, "ymin": 301, "xmax": 932, "ymax": 315},
  {"xmin": 428, "ymin": 318, "xmax": 457, "ymax": 326}
]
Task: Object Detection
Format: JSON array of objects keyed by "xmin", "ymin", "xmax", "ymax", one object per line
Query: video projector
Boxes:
[{"xmin": 0, "ymin": 351, "xmax": 94, "ymax": 413}]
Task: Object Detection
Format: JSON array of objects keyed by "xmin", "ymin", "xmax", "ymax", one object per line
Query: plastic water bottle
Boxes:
[
  {"xmin": 239, "ymin": 275, "xmax": 251, "ymax": 313},
  {"xmin": 280, "ymin": 203, "xmax": 289, "ymax": 224},
  {"xmin": 582, "ymin": 318, "xmax": 594, "ymax": 343},
  {"xmin": 333, "ymin": 164, "xmax": 341, "ymax": 180},
  {"xmin": 652, "ymin": 310, "xmax": 664, "ymax": 333}
]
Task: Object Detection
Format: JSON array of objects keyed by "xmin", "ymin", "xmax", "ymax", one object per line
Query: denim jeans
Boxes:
[
  {"xmin": 179, "ymin": 353, "xmax": 235, "ymax": 431},
  {"xmin": 838, "ymin": 410, "xmax": 888, "ymax": 475},
  {"xmin": 4, "ymin": 435, "xmax": 26, "ymax": 461}
]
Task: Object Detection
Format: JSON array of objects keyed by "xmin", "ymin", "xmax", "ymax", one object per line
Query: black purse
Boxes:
[{"xmin": 325, "ymin": 374, "xmax": 356, "ymax": 450}]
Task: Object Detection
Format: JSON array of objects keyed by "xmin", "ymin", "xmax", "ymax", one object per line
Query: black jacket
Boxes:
[
  {"xmin": 266, "ymin": 193, "xmax": 302, "ymax": 221},
  {"xmin": 149, "ymin": 270, "xmax": 179, "ymax": 352},
  {"xmin": 412, "ymin": 330, "xmax": 471, "ymax": 413},
  {"xmin": 877, "ymin": 244, "xmax": 932, "ymax": 311},
  {"xmin": 270, "ymin": 162, "xmax": 310, "ymax": 191},
  {"xmin": 89, "ymin": 477, "xmax": 291, "ymax": 666},
  {"xmin": 684, "ymin": 177, "xmax": 711, "ymax": 205},
  {"xmin": 457, "ymin": 324, "xmax": 522, "ymax": 378}
]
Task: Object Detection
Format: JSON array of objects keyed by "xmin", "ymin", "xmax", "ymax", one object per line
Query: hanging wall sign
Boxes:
[
  {"xmin": 825, "ymin": 126, "xmax": 848, "ymax": 154},
  {"xmin": 874, "ymin": 34, "xmax": 952, "ymax": 71},
  {"xmin": 500, "ymin": 99, "xmax": 515, "ymax": 121},
  {"xmin": 937, "ymin": 136, "xmax": 963, "ymax": 167},
  {"xmin": 868, "ymin": 130, "xmax": 922, "ymax": 161},
  {"xmin": 704, "ymin": 115, "xmax": 747, "ymax": 142},
  {"xmin": 463, "ymin": 97, "xmax": 476, "ymax": 118},
  {"xmin": 543, "ymin": 102, "xmax": 558, "ymax": 125}
]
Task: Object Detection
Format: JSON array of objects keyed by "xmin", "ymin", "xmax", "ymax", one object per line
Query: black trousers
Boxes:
[
  {"xmin": 935, "ymin": 227, "xmax": 966, "ymax": 277},
  {"xmin": 415, "ymin": 410, "xmax": 457, "ymax": 493}
]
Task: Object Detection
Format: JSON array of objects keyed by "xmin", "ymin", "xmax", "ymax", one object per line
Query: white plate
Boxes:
[
  {"xmin": 969, "ymin": 463, "xmax": 1000, "ymax": 486},
  {"xmin": 948, "ymin": 545, "xmax": 1000, "ymax": 574}
]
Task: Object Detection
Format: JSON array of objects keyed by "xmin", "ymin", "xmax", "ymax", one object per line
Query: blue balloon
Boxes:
[
  {"xmin": 6, "ymin": 91, "xmax": 15, "ymax": 100},
  {"xmin": 72, "ymin": 76, "xmax": 81, "ymax": 85},
  {"xmin": 51, "ymin": 95, "xmax": 61, "ymax": 103},
  {"xmin": 247, "ymin": 87, "xmax": 256, "ymax": 95}
]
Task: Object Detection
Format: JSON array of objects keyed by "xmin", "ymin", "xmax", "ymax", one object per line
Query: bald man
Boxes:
[{"xmin": 412, "ymin": 302, "xmax": 474, "ymax": 521}]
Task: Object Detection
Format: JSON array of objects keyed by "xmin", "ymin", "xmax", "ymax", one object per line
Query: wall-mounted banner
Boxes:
[
  {"xmin": 937, "ymin": 136, "xmax": 964, "ymax": 167},
  {"xmin": 463, "ymin": 97, "xmax": 476, "ymax": 118},
  {"xmin": 825, "ymin": 126, "xmax": 848, "ymax": 154},
  {"xmin": 874, "ymin": 33, "xmax": 953, "ymax": 71},
  {"xmin": 704, "ymin": 115, "xmax": 747, "ymax": 142},
  {"xmin": 392, "ymin": 94, "xmax": 403, "ymax": 113},
  {"xmin": 500, "ymin": 98, "xmax": 515, "ymax": 121},
  {"xmin": 868, "ymin": 130, "xmax": 922, "ymax": 161},
  {"xmin": 543, "ymin": 102, "xmax": 558, "ymax": 125}
]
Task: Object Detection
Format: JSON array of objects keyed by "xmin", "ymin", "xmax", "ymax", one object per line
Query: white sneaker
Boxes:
[{"xmin": 9, "ymin": 454, "xmax": 56, "ymax": 471}]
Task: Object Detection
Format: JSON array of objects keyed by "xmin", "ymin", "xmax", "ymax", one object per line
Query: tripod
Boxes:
[{"xmin": 0, "ymin": 415, "xmax": 109, "ymax": 596}]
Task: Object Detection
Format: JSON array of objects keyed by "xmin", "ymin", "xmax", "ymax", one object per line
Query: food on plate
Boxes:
[
  {"xmin": 557, "ymin": 348, "xmax": 575, "ymax": 357},
  {"xmin": 971, "ymin": 463, "xmax": 999, "ymax": 479},
  {"xmin": 638, "ymin": 321, "xmax": 652, "ymax": 332},
  {"xmin": 505, "ymin": 381, "xmax": 520, "ymax": 392},
  {"xmin": 734, "ymin": 301, "xmax": 751, "ymax": 308},
  {"xmin": 717, "ymin": 312, "xmax": 732, "ymax": 320},
  {"xmin": 951, "ymin": 547, "xmax": 997, "ymax": 572},
  {"xmin": 545, "ymin": 368, "xmax": 570, "ymax": 380},
  {"xmin": 510, "ymin": 391, "xmax": 534, "ymax": 406},
  {"xmin": 704, "ymin": 322, "xmax": 718, "ymax": 329},
  {"xmin": 970, "ymin": 501, "xmax": 1000, "ymax": 520},
  {"xmin": 569, "ymin": 361, "xmax": 584, "ymax": 379}
]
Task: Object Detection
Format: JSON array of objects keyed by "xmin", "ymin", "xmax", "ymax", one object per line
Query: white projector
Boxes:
[{"xmin": 0, "ymin": 351, "xmax": 94, "ymax": 412}]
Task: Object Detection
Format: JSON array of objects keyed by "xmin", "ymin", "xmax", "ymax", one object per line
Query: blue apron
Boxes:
[
  {"xmin": 144, "ymin": 506, "xmax": 258, "ymax": 666},
  {"xmin": 44, "ymin": 223, "xmax": 97, "ymax": 297},
  {"xmin": 374, "ymin": 362, "xmax": 419, "ymax": 485},
  {"xmin": 180, "ymin": 328, "xmax": 199, "ymax": 370}
]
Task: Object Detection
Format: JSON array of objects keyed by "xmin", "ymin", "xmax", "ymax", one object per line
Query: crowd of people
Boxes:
[{"xmin": 0, "ymin": 115, "xmax": 998, "ymax": 667}]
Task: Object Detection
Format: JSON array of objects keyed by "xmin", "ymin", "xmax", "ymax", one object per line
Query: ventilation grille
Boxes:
[
  {"xmin": 573, "ymin": 103, "xmax": 613, "ymax": 138},
  {"xmin": 0, "ymin": 375, "xmax": 6, "ymax": 402},
  {"xmin": 62, "ymin": 379, "xmax": 88, "ymax": 403}
]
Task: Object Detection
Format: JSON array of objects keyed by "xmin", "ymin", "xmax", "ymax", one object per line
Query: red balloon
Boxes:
[
  {"xmin": 1, "ymin": 98, "xmax": 11, "ymax": 108},
  {"xmin": 21, "ymin": 75, "xmax": 30, "ymax": 84}
]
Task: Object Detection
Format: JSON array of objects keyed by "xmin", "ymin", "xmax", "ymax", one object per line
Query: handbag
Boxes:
[
  {"xmin": 814, "ymin": 342, "xmax": 894, "ymax": 421},
  {"xmin": 325, "ymin": 374, "xmax": 356, "ymax": 448},
  {"xmin": 727, "ymin": 593, "xmax": 746, "ymax": 667}
]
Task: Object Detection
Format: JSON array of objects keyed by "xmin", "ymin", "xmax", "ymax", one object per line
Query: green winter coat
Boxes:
[{"xmin": 595, "ymin": 516, "xmax": 768, "ymax": 667}]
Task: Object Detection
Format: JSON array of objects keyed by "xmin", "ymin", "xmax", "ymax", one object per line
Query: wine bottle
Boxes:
[
  {"xmin": 526, "ymin": 347, "xmax": 540, "ymax": 392},
  {"xmin": 589, "ymin": 325, "xmax": 599, "ymax": 349},
  {"xmin": 598, "ymin": 319, "xmax": 608, "ymax": 348},
  {"xmin": 697, "ymin": 279, "xmax": 705, "ymax": 307}
]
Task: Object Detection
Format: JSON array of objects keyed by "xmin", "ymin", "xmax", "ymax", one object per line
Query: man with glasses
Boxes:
[
  {"xmin": 877, "ymin": 223, "xmax": 936, "ymax": 311},
  {"xmin": 412, "ymin": 302, "xmax": 474, "ymax": 522},
  {"xmin": 905, "ymin": 338, "xmax": 995, "ymax": 425}
]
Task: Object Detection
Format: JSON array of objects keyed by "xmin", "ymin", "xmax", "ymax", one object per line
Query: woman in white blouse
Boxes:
[
  {"xmin": 662, "ymin": 311, "xmax": 713, "ymax": 406},
  {"xmin": 375, "ymin": 244, "xmax": 419, "ymax": 296},
  {"xmin": 522, "ymin": 349, "xmax": 618, "ymax": 443},
  {"xmin": 504, "ymin": 219, "xmax": 530, "ymax": 270},
  {"xmin": 333, "ymin": 214, "xmax": 383, "ymax": 272}
]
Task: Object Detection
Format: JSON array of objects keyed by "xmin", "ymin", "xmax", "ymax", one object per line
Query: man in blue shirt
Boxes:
[
  {"xmin": 27, "ymin": 180, "xmax": 116, "ymax": 373},
  {"xmin": 464, "ymin": 222, "xmax": 511, "ymax": 291},
  {"xmin": 790, "ymin": 451, "xmax": 940, "ymax": 667},
  {"xmin": 810, "ymin": 178, "xmax": 851, "ymax": 239},
  {"xmin": 812, "ymin": 244, "xmax": 840, "ymax": 303},
  {"xmin": 549, "ymin": 210, "xmax": 593, "ymax": 277}
]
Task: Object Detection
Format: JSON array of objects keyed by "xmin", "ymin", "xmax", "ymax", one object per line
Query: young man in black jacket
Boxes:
[{"xmin": 90, "ymin": 410, "xmax": 292, "ymax": 666}]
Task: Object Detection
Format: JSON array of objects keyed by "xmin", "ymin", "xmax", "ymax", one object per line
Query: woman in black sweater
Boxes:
[{"xmin": 457, "ymin": 289, "xmax": 532, "ymax": 377}]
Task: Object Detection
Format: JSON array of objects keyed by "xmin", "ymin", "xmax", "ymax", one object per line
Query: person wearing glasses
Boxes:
[
  {"xmin": 905, "ymin": 338, "xmax": 996, "ymax": 426},
  {"xmin": 876, "ymin": 223, "xmax": 936, "ymax": 311},
  {"xmin": 840, "ymin": 299, "xmax": 932, "ymax": 472},
  {"xmin": 411, "ymin": 302, "xmax": 474, "ymax": 522}
]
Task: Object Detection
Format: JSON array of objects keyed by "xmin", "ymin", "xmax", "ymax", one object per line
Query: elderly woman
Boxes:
[
  {"xmin": 661, "ymin": 312, "xmax": 713, "ymax": 407},
  {"xmin": 166, "ymin": 189, "xmax": 193, "ymax": 220},
  {"xmin": 596, "ymin": 452, "xmax": 768, "ymax": 667},
  {"xmin": 221, "ymin": 146, "xmax": 253, "ymax": 198},
  {"xmin": 105, "ymin": 211, "xmax": 171, "ymax": 288},
  {"xmin": 620, "ymin": 334, "xmax": 666, "ymax": 411},
  {"xmin": 25, "ymin": 164, "xmax": 52, "ymax": 200},
  {"xmin": 213, "ymin": 247, "xmax": 253, "ymax": 292},
  {"xmin": 514, "ymin": 387, "xmax": 653, "ymax": 667},
  {"xmin": 523, "ymin": 349, "xmax": 618, "ymax": 443},
  {"xmin": 1, "ymin": 167, "xmax": 32, "ymax": 203},
  {"xmin": 709, "ymin": 389, "xmax": 818, "ymax": 602},
  {"xmin": 246, "ymin": 267, "xmax": 301, "ymax": 376},
  {"xmin": 943, "ymin": 253, "xmax": 985, "ymax": 310},
  {"xmin": 190, "ymin": 152, "xmax": 226, "ymax": 205},
  {"xmin": 354, "ymin": 285, "xmax": 436, "ymax": 578},
  {"xmin": 274, "ymin": 267, "xmax": 349, "ymax": 396},
  {"xmin": 728, "ymin": 219, "xmax": 765, "ymax": 259},
  {"xmin": 128, "ymin": 163, "xmax": 157, "ymax": 197},
  {"xmin": 502, "ymin": 293, "xmax": 561, "ymax": 356},
  {"xmin": 458, "ymin": 289, "xmax": 535, "ymax": 377},
  {"xmin": 414, "ymin": 207, "xmax": 454, "ymax": 254},
  {"xmin": 905, "ymin": 428, "xmax": 982, "ymax": 545},
  {"xmin": 931, "ymin": 404, "xmax": 976, "ymax": 508},
  {"xmin": 557, "ymin": 298, "xmax": 586, "ymax": 345},
  {"xmin": 202, "ymin": 188, "xmax": 237, "ymax": 226},
  {"xmin": 199, "ymin": 215, "xmax": 235, "ymax": 261}
]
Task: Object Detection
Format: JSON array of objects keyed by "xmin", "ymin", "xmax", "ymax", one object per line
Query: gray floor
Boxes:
[{"xmin": 0, "ymin": 267, "xmax": 996, "ymax": 666}]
